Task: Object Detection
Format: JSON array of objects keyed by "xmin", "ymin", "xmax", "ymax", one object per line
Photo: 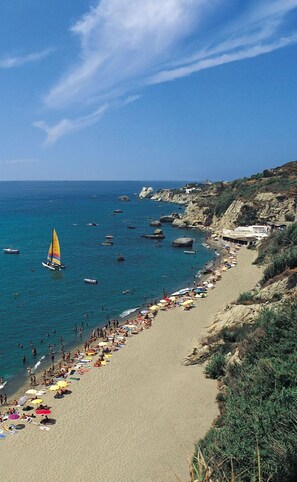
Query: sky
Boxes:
[{"xmin": 0, "ymin": 0, "xmax": 297, "ymax": 181}]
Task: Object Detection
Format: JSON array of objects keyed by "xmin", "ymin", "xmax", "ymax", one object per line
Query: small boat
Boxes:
[
  {"xmin": 117, "ymin": 255, "xmax": 125, "ymax": 262},
  {"xmin": 101, "ymin": 241, "xmax": 113, "ymax": 246},
  {"xmin": 87, "ymin": 223, "xmax": 98, "ymax": 226},
  {"xmin": 3, "ymin": 248, "xmax": 19, "ymax": 254},
  {"xmin": 122, "ymin": 290, "xmax": 130, "ymax": 294},
  {"xmin": 42, "ymin": 229, "xmax": 65, "ymax": 271},
  {"xmin": 184, "ymin": 250, "xmax": 196, "ymax": 254},
  {"xmin": 114, "ymin": 209, "xmax": 123, "ymax": 214},
  {"xmin": 105, "ymin": 235, "xmax": 113, "ymax": 239},
  {"xmin": 84, "ymin": 279, "xmax": 98, "ymax": 284},
  {"xmin": 127, "ymin": 226, "xmax": 136, "ymax": 229}
]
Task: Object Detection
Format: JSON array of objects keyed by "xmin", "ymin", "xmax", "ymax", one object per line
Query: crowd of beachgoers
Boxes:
[{"xmin": 0, "ymin": 243, "xmax": 240, "ymax": 440}]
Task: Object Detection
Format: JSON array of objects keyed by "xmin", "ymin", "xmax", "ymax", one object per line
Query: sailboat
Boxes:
[{"xmin": 42, "ymin": 229, "xmax": 65, "ymax": 270}]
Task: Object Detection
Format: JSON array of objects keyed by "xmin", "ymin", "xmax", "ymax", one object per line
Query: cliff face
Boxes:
[{"xmin": 151, "ymin": 161, "xmax": 297, "ymax": 229}]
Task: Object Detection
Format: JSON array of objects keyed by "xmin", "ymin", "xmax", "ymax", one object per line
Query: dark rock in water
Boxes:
[
  {"xmin": 172, "ymin": 237, "xmax": 194, "ymax": 247},
  {"xmin": 149, "ymin": 220, "xmax": 162, "ymax": 227},
  {"xmin": 160, "ymin": 213, "xmax": 180, "ymax": 223},
  {"xmin": 141, "ymin": 234, "xmax": 165, "ymax": 240},
  {"xmin": 127, "ymin": 226, "xmax": 136, "ymax": 229},
  {"xmin": 119, "ymin": 195, "xmax": 130, "ymax": 202}
]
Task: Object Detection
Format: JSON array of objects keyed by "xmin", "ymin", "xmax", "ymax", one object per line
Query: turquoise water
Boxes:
[{"xmin": 0, "ymin": 181, "xmax": 213, "ymax": 393}]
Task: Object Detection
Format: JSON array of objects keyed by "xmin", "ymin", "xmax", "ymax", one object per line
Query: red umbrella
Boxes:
[
  {"xmin": 35, "ymin": 409, "xmax": 51, "ymax": 415},
  {"xmin": 8, "ymin": 413, "xmax": 20, "ymax": 420}
]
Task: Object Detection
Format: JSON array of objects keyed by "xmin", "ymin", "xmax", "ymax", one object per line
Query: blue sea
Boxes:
[{"xmin": 0, "ymin": 181, "xmax": 214, "ymax": 394}]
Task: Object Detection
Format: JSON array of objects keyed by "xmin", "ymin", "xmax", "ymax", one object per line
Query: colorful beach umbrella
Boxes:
[
  {"xmin": 57, "ymin": 380, "xmax": 68, "ymax": 388},
  {"xmin": 18, "ymin": 395, "xmax": 28, "ymax": 406},
  {"xmin": 26, "ymin": 389, "xmax": 38, "ymax": 395},
  {"xmin": 8, "ymin": 413, "xmax": 20, "ymax": 420},
  {"xmin": 49, "ymin": 385, "xmax": 60, "ymax": 391},
  {"xmin": 31, "ymin": 399, "xmax": 43, "ymax": 405},
  {"xmin": 36, "ymin": 409, "xmax": 51, "ymax": 415}
]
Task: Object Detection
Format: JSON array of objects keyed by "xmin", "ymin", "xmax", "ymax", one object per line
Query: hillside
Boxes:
[
  {"xmin": 186, "ymin": 223, "xmax": 297, "ymax": 482},
  {"xmin": 151, "ymin": 161, "xmax": 297, "ymax": 230}
]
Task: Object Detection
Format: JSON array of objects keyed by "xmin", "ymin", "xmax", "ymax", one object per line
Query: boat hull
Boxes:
[
  {"xmin": 84, "ymin": 279, "xmax": 98, "ymax": 284},
  {"xmin": 3, "ymin": 248, "xmax": 19, "ymax": 254},
  {"xmin": 42, "ymin": 262, "xmax": 64, "ymax": 271}
]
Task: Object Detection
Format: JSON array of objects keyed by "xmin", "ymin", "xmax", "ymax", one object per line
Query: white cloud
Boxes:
[
  {"xmin": 39, "ymin": 0, "xmax": 297, "ymax": 142},
  {"xmin": 0, "ymin": 49, "xmax": 52, "ymax": 69},
  {"xmin": 33, "ymin": 105, "xmax": 108, "ymax": 145}
]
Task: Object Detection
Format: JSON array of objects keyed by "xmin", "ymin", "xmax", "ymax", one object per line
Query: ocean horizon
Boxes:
[{"xmin": 0, "ymin": 181, "xmax": 214, "ymax": 395}]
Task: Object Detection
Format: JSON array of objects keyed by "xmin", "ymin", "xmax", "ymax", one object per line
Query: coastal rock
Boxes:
[
  {"xmin": 118, "ymin": 195, "xmax": 130, "ymax": 202},
  {"xmin": 160, "ymin": 214, "xmax": 179, "ymax": 223},
  {"xmin": 141, "ymin": 229, "xmax": 165, "ymax": 240},
  {"xmin": 208, "ymin": 303, "xmax": 262, "ymax": 337},
  {"xmin": 172, "ymin": 218, "xmax": 188, "ymax": 228},
  {"xmin": 172, "ymin": 237, "xmax": 194, "ymax": 247},
  {"xmin": 149, "ymin": 220, "xmax": 162, "ymax": 227},
  {"xmin": 139, "ymin": 187, "xmax": 153, "ymax": 199}
]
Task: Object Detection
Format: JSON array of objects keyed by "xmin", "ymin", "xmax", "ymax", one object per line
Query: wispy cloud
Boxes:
[
  {"xmin": 33, "ymin": 105, "xmax": 108, "ymax": 145},
  {"xmin": 38, "ymin": 0, "xmax": 297, "ymax": 143},
  {"xmin": 0, "ymin": 158, "xmax": 40, "ymax": 165},
  {"xmin": 0, "ymin": 49, "xmax": 52, "ymax": 69}
]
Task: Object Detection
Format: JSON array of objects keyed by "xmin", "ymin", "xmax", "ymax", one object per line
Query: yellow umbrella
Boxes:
[
  {"xmin": 85, "ymin": 356, "xmax": 93, "ymax": 360},
  {"xmin": 31, "ymin": 399, "xmax": 43, "ymax": 404},
  {"xmin": 149, "ymin": 305, "xmax": 159, "ymax": 311},
  {"xmin": 49, "ymin": 385, "xmax": 59, "ymax": 391},
  {"xmin": 26, "ymin": 389, "xmax": 38, "ymax": 395},
  {"xmin": 181, "ymin": 300, "xmax": 194, "ymax": 306},
  {"xmin": 57, "ymin": 380, "xmax": 68, "ymax": 388}
]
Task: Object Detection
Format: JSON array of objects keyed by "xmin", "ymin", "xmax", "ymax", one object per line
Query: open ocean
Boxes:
[{"xmin": 0, "ymin": 181, "xmax": 214, "ymax": 394}]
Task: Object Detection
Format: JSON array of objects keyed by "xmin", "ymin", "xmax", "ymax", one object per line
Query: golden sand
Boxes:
[{"xmin": 1, "ymin": 248, "xmax": 262, "ymax": 482}]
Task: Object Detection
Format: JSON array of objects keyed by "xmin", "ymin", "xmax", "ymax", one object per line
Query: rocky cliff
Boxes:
[{"xmin": 151, "ymin": 161, "xmax": 297, "ymax": 230}]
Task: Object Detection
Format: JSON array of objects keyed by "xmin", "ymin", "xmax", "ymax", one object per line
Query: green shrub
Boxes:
[
  {"xmin": 205, "ymin": 352, "xmax": 226, "ymax": 379},
  {"xmin": 237, "ymin": 291, "xmax": 254, "ymax": 304},
  {"xmin": 262, "ymin": 246, "xmax": 297, "ymax": 282}
]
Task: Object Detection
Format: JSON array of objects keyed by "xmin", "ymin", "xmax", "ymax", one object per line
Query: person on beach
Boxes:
[{"xmin": 4, "ymin": 394, "xmax": 7, "ymax": 405}]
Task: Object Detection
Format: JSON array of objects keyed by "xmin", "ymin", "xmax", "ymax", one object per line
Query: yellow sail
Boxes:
[{"xmin": 47, "ymin": 229, "xmax": 61, "ymax": 266}]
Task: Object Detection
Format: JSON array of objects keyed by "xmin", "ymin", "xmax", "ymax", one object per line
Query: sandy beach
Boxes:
[{"xmin": 1, "ymin": 248, "xmax": 262, "ymax": 482}]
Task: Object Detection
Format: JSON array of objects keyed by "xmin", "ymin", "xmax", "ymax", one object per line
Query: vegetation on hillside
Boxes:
[
  {"xmin": 193, "ymin": 302, "xmax": 297, "ymax": 482},
  {"xmin": 192, "ymin": 224, "xmax": 297, "ymax": 481}
]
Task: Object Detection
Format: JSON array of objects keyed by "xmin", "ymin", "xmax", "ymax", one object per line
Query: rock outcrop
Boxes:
[
  {"xmin": 172, "ymin": 237, "xmax": 194, "ymax": 247},
  {"xmin": 139, "ymin": 187, "xmax": 153, "ymax": 199},
  {"xmin": 118, "ymin": 195, "xmax": 130, "ymax": 202},
  {"xmin": 150, "ymin": 161, "xmax": 297, "ymax": 230},
  {"xmin": 149, "ymin": 220, "xmax": 162, "ymax": 227}
]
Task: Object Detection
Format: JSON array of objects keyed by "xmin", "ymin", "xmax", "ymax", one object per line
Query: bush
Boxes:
[
  {"xmin": 205, "ymin": 352, "xmax": 226, "ymax": 379},
  {"xmin": 237, "ymin": 291, "xmax": 254, "ymax": 304},
  {"xmin": 262, "ymin": 246, "xmax": 297, "ymax": 282}
]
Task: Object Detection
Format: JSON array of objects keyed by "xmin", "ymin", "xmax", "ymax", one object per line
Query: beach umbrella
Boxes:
[
  {"xmin": 159, "ymin": 299, "xmax": 168, "ymax": 304},
  {"xmin": 98, "ymin": 342, "xmax": 108, "ymax": 347},
  {"xmin": 8, "ymin": 413, "xmax": 20, "ymax": 420},
  {"xmin": 149, "ymin": 305, "xmax": 159, "ymax": 311},
  {"xmin": 140, "ymin": 310, "xmax": 148, "ymax": 315},
  {"xmin": 181, "ymin": 300, "xmax": 194, "ymax": 306},
  {"xmin": 36, "ymin": 409, "xmax": 51, "ymax": 415},
  {"xmin": 31, "ymin": 399, "xmax": 43, "ymax": 405},
  {"xmin": 18, "ymin": 395, "xmax": 28, "ymax": 406},
  {"xmin": 49, "ymin": 385, "xmax": 59, "ymax": 391},
  {"xmin": 57, "ymin": 380, "xmax": 68, "ymax": 388},
  {"xmin": 169, "ymin": 296, "xmax": 176, "ymax": 301},
  {"xmin": 26, "ymin": 389, "xmax": 38, "ymax": 395}
]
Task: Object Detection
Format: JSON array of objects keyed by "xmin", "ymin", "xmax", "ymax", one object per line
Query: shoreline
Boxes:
[
  {"xmin": 0, "ymin": 246, "xmax": 262, "ymax": 482},
  {"xmin": 4, "ymin": 235, "xmax": 217, "ymax": 401}
]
